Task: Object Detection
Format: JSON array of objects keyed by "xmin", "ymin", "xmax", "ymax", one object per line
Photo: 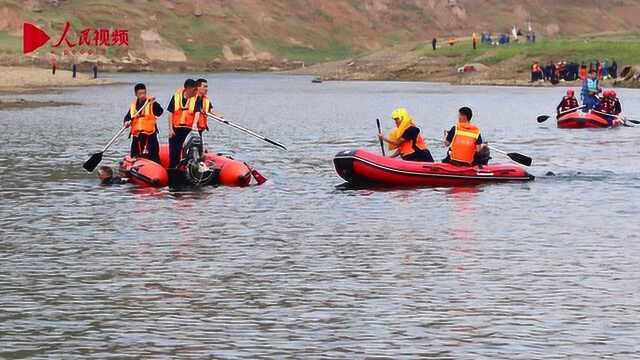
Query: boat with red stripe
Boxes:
[{"xmin": 333, "ymin": 149, "xmax": 533, "ymax": 187}]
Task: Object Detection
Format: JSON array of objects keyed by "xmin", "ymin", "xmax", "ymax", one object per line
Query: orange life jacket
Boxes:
[
  {"xmin": 579, "ymin": 67, "xmax": 587, "ymax": 80},
  {"xmin": 450, "ymin": 122, "xmax": 480, "ymax": 165},
  {"xmin": 398, "ymin": 129, "xmax": 427, "ymax": 157},
  {"xmin": 198, "ymin": 96, "xmax": 211, "ymax": 131},
  {"xmin": 171, "ymin": 89, "xmax": 197, "ymax": 129},
  {"xmin": 130, "ymin": 100, "xmax": 156, "ymax": 136}
]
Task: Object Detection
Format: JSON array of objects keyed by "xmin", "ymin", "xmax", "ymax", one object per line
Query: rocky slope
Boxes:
[{"xmin": 2, "ymin": 0, "xmax": 640, "ymax": 69}]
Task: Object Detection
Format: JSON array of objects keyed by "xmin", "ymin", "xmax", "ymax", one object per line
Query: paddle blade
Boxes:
[
  {"xmin": 264, "ymin": 138, "xmax": 287, "ymax": 151},
  {"xmin": 508, "ymin": 152, "xmax": 532, "ymax": 167},
  {"xmin": 376, "ymin": 118, "xmax": 386, "ymax": 156},
  {"xmin": 251, "ymin": 168, "xmax": 268, "ymax": 185},
  {"xmin": 626, "ymin": 119, "xmax": 640, "ymax": 124},
  {"xmin": 83, "ymin": 152, "xmax": 103, "ymax": 172},
  {"xmin": 537, "ymin": 115, "xmax": 550, "ymax": 123}
]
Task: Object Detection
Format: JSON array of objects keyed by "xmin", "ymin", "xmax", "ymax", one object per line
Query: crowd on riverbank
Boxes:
[{"xmin": 531, "ymin": 60, "xmax": 619, "ymax": 83}]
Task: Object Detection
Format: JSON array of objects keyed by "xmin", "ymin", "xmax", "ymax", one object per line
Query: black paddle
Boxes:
[
  {"xmin": 207, "ymin": 113, "xmax": 287, "ymax": 151},
  {"xmin": 376, "ymin": 118, "xmax": 386, "ymax": 156},
  {"xmin": 591, "ymin": 110, "xmax": 639, "ymax": 126},
  {"xmin": 82, "ymin": 125, "xmax": 129, "ymax": 172},
  {"xmin": 488, "ymin": 145, "xmax": 533, "ymax": 167},
  {"xmin": 537, "ymin": 106, "xmax": 584, "ymax": 123},
  {"xmin": 537, "ymin": 115, "xmax": 550, "ymax": 123},
  {"xmin": 428, "ymin": 137, "xmax": 533, "ymax": 167}
]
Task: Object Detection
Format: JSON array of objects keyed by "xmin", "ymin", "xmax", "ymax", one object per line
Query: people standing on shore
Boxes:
[
  {"xmin": 610, "ymin": 60, "xmax": 618, "ymax": 79},
  {"xmin": 472, "ymin": 32, "xmax": 477, "ymax": 50},
  {"xmin": 579, "ymin": 63, "xmax": 588, "ymax": 81},
  {"xmin": 93, "ymin": 63, "xmax": 98, "ymax": 79},
  {"xmin": 432, "ymin": 37, "xmax": 437, "ymax": 50},
  {"xmin": 167, "ymin": 79, "xmax": 202, "ymax": 169},
  {"xmin": 442, "ymin": 107, "xmax": 490, "ymax": 166},
  {"xmin": 378, "ymin": 108, "xmax": 434, "ymax": 162},
  {"xmin": 123, "ymin": 83, "xmax": 164, "ymax": 164},
  {"xmin": 49, "ymin": 52, "xmax": 57, "ymax": 75},
  {"xmin": 531, "ymin": 62, "xmax": 543, "ymax": 82}
]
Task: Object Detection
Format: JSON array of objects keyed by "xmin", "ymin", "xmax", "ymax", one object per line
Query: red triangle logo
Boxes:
[{"xmin": 23, "ymin": 22, "xmax": 50, "ymax": 54}]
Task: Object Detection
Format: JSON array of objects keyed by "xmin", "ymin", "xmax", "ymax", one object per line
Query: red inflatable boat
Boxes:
[
  {"xmin": 118, "ymin": 144, "xmax": 255, "ymax": 188},
  {"xmin": 333, "ymin": 149, "xmax": 534, "ymax": 187},
  {"xmin": 158, "ymin": 144, "xmax": 252, "ymax": 187},
  {"xmin": 119, "ymin": 156, "xmax": 170, "ymax": 188},
  {"xmin": 557, "ymin": 111, "xmax": 621, "ymax": 129}
]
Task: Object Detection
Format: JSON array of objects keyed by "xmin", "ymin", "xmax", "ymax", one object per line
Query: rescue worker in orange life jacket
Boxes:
[
  {"xmin": 167, "ymin": 79, "xmax": 203, "ymax": 169},
  {"xmin": 123, "ymin": 83, "xmax": 164, "ymax": 164},
  {"xmin": 195, "ymin": 78, "xmax": 223, "ymax": 136},
  {"xmin": 442, "ymin": 107, "xmax": 490, "ymax": 166},
  {"xmin": 378, "ymin": 108, "xmax": 434, "ymax": 162},
  {"xmin": 557, "ymin": 88, "xmax": 580, "ymax": 115}
]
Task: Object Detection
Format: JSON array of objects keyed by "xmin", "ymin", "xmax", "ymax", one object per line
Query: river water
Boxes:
[{"xmin": 1, "ymin": 74, "xmax": 639, "ymax": 359}]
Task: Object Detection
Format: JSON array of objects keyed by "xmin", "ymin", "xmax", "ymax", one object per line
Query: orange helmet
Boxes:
[{"xmin": 566, "ymin": 89, "xmax": 574, "ymax": 97}]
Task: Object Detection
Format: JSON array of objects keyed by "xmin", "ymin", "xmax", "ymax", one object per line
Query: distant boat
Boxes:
[{"xmin": 312, "ymin": 77, "xmax": 323, "ymax": 83}]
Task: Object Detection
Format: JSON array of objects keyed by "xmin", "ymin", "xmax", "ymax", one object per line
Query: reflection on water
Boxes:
[{"xmin": 1, "ymin": 74, "xmax": 640, "ymax": 358}]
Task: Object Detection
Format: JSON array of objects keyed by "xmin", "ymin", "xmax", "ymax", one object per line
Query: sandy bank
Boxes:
[
  {"xmin": 0, "ymin": 66, "xmax": 115, "ymax": 93},
  {"xmin": 0, "ymin": 98, "xmax": 81, "ymax": 110}
]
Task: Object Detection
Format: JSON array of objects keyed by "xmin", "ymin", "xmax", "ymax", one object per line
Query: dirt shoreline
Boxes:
[
  {"xmin": 2, "ymin": 62, "xmax": 637, "ymax": 93},
  {"xmin": 0, "ymin": 99, "xmax": 81, "ymax": 110},
  {"xmin": 285, "ymin": 41, "xmax": 640, "ymax": 89},
  {"xmin": 0, "ymin": 66, "xmax": 117, "ymax": 94}
]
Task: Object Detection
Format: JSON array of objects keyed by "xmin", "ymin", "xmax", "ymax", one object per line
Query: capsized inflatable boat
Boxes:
[{"xmin": 333, "ymin": 149, "xmax": 534, "ymax": 187}]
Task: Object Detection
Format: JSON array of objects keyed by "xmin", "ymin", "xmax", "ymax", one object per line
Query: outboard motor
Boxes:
[{"xmin": 179, "ymin": 132, "xmax": 217, "ymax": 186}]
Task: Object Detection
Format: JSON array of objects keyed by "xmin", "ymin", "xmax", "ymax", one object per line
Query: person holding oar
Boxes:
[
  {"xmin": 377, "ymin": 108, "xmax": 434, "ymax": 162},
  {"xmin": 123, "ymin": 83, "xmax": 164, "ymax": 164},
  {"xmin": 442, "ymin": 107, "xmax": 490, "ymax": 166},
  {"xmin": 82, "ymin": 86, "xmax": 161, "ymax": 172},
  {"xmin": 195, "ymin": 78, "xmax": 222, "ymax": 137},
  {"xmin": 556, "ymin": 89, "xmax": 580, "ymax": 116},
  {"xmin": 441, "ymin": 107, "xmax": 532, "ymax": 167},
  {"xmin": 593, "ymin": 89, "xmax": 625, "ymax": 127}
]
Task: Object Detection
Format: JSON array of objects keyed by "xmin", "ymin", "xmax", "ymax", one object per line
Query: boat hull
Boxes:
[
  {"xmin": 333, "ymin": 150, "xmax": 534, "ymax": 187},
  {"xmin": 556, "ymin": 111, "xmax": 619, "ymax": 129}
]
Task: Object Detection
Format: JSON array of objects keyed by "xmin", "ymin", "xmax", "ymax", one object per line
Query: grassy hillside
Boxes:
[
  {"xmin": 295, "ymin": 31, "xmax": 640, "ymax": 86},
  {"xmin": 2, "ymin": 0, "xmax": 640, "ymax": 66}
]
